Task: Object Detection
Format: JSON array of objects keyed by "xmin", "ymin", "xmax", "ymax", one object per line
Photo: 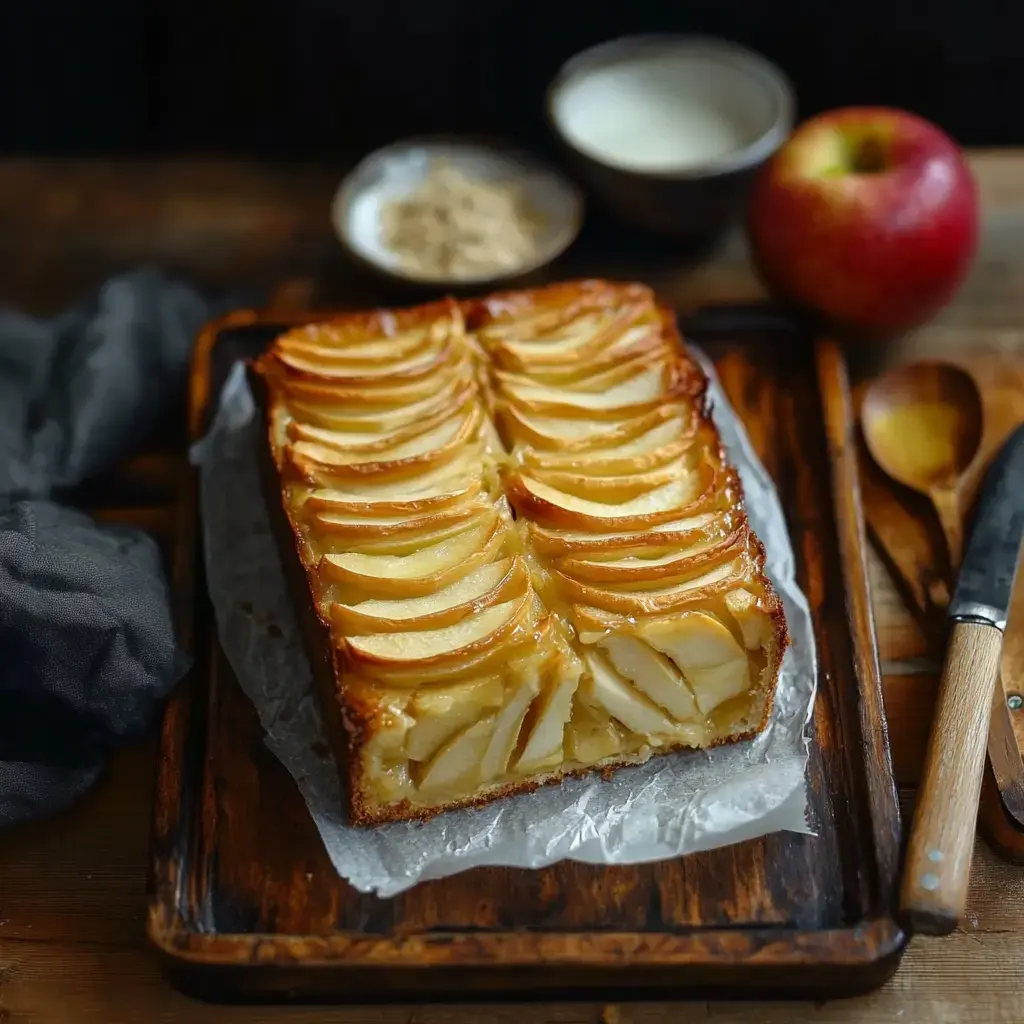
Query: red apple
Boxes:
[{"xmin": 746, "ymin": 107, "xmax": 978, "ymax": 332}]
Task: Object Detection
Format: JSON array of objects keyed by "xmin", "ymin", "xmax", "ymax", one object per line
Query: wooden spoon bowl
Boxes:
[{"xmin": 861, "ymin": 360, "xmax": 984, "ymax": 569}]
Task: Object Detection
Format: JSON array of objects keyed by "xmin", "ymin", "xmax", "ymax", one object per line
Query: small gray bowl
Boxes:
[
  {"xmin": 546, "ymin": 35, "xmax": 795, "ymax": 241},
  {"xmin": 331, "ymin": 137, "xmax": 584, "ymax": 289}
]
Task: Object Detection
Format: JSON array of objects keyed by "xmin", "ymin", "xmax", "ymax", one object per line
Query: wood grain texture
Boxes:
[
  {"xmin": 901, "ymin": 622, "xmax": 1005, "ymax": 933},
  {"xmin": 4, "ymin": 151, "xmax": 1024, "ymax": 1021},
  {"xmin": 928, "ymin": 486, "xmax": 965, "ymax": 573}
]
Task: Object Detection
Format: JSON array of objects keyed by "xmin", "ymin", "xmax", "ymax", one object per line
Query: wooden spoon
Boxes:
[{"xmin": 861, "ymin": 361, "xmax": 983, "ymax": 570}]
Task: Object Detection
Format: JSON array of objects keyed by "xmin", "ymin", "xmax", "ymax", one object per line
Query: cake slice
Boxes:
[{"xmin": 250, "ymin": 281, "xmax": 789, "ymax": 826}]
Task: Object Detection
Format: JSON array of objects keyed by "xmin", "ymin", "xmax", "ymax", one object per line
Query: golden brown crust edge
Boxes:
[{"xmin": 246, "ymin": 365, "xmax": 363, "ymax": 817}]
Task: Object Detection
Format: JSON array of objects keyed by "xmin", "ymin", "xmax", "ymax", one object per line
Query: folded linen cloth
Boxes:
[{"xmin": 0, "ymin": 270, "xmax": 214, "ymax": 828}]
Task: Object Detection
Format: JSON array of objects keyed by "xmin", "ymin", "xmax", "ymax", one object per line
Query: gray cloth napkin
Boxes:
[{"xmin": 0, "ymin": 270, "xmax": 214, "ymax": 827}]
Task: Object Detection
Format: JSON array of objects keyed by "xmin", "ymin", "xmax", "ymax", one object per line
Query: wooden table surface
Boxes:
[{"xmin": 3, "ymin": 152, "xmax": 1024, "ymax": 1023}]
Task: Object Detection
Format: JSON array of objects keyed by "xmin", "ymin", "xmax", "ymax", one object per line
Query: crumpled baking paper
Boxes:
[{"xmin": 190, "ymin": 354, "xmax": 816, "ymax": 897}]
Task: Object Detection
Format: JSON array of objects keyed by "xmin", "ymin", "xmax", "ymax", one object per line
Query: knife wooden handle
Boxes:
[{"xmin": 900, "ymin": 620, "xmax": 1005, "ymax": 935}]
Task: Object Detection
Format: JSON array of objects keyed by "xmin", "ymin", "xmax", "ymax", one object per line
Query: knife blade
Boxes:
[
  {"xmin": 948, "ymin": 422, "xmax": 1024, "ymax": 629},
  {"xmin": 900, "ymin": 422, "xmax": 1024, "ymax": 937}
]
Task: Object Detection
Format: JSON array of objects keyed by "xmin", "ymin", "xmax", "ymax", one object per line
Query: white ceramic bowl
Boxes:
[
  {"xmin": 546, "ymin": 35, "xmax": 795, "ymax": 239},
  {"xmin": 331, "ymin": 138, "xmax": 584, "ymax": 288}
]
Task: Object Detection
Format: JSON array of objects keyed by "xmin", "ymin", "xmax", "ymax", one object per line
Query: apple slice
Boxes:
[
  {"xmin": 291, "ymin": 444, "xmax": 491, "ymax": 495},
  {"xmin": 287, "ymin": 393, "xmax": 477, "ymax": 454},
  {"xmin": 287, "ymin": 378, "xmax": 475, "ymax": 433},
  {"xmin": 639, "ymin": 612, "xmax": 746, "ymax": 669},
  {"xmin": 682, "ymin": 658, "xmax": 752, "ymax": 715},
  {"xmin": 344, "ymin": 593, "xmax": 529, "ymax": 669},
  {"xmin": 304, "ymin": 478, "xmax": 483, "ymax": 518},
  {"xmin": 277, "ymin": 353, "xmax": 474, "ymax": 408},
  {"xmin": 491, "ymin": 308, "xmax": 652, "ymax": 364},
  {"xmin": 581, "ymin": 651, "xmax": 680, "ymax": 741},
  {"xmin": 526, "ymin": 510, "xmax": 725, "ymax": 558},
  {"xmin": 313, "ymin": 498, "xmax": 489, "ymax": 542},
  {"xmin": 500, "ymin": 328, "xmax": 665, "ymax": 380},
  {"xmin": 498, "ymin": 401, "xmax": 690, "ymax": 452},
  {"xmin": 496, "ymin": 348, "xmax": 663, "ymax": 397},
  {"xmin": 507, "ymin": 465, "xmax": 708, "ymax": 531},
  {"xmin": 556, "ymin": 529, "xmax": 742, "ymax": 584},
  {"xmin": 365, "ymin": 600, "xmax": 549, "ymax": 688},
  {"xmin": 479, "ymin": 671, "xmax": 543, "ymax": 779},
  {"xmin": 416, "ymin": 716, "xmax": 497, "ymax": 794},
  {"xmin": 331, "ymin": 558, "xmax": 524, "ymax": 634},
  {"xmin": 515, "ymin": 656, "xmax": 581, "ymax": 772},
  {"xmin": 472, "ymin": 281, "xmax": 652, "ymax": 337},
  {"xmin": 277, "ymin": 300, "xmax": 460, "ymax": 352},
  {"xmin": 405, "ymin": 676, "xmax": 505, "ymax": 763},
  {"xmin": 276, "ymin": 339, "xmax": 456, "ymax": 380},
  {"xmin": 290, "ymin": 404, "xmax": 480, "ymax": 467},
  {"xmin": 638, "ymin": 614, "xmax": 752, "ymax": 715},
  {"xmin": 288, "ymin": 409, "xmax": 482, "ymax": 483},
  {"xmin": 725, "ymin": 588, "xmax": 774, "ymax": 650},
  {"xmin": 557, "ymin": 556, "xmax": 746, "ymax": 616},
  {"xmin": 276, "ymin": 325, "xmax": 436, "ymax": 365},
  {"xmin": 500, "ymin": 361, "xmax": 669, "ymax": 414},
  {"xmin": 566, "ymin": 706, "xmax": 625, "ymax": 764},
  {"xmin": 524, "ymin": 455, "xmax": 692, "ymax": 503},
  {"xmin": 314, "ymin": 508, "xmax": 490, "ymax": 559},
  {"xmin": 320, "ymin": 515, "xmax": 506, "ymax": 596},
  {"xmin": 600, "ymin": 634, "xmax": 699, "ymax": 722},
  {"xmin": 517, "ymin": 419, "xmax": 695, "ymax": 475},
  {"xmin": 518, "ymin": 439, "xmax": 693, "ymax": 479},
  {"xmin": 575, "ymin": 540, "xmax": 748, "ymax": 595}
]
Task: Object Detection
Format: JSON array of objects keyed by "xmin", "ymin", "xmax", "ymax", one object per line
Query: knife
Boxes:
[{"xmin": 900, "ymin": 422, "xmax": 1024, "ymax": 935}]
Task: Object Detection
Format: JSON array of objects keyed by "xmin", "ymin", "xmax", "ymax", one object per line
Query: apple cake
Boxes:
[{"xmin": 249, "ymin": 280, "xmax": 789, "ymax": 826}]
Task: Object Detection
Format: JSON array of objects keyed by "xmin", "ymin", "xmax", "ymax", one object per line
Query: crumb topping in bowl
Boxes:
[{"xmin": 379, "ymin": 158, "xmax": 548, "ymax": 280}]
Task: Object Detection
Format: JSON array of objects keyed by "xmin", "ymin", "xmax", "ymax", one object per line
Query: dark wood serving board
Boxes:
[{"xmin": 147, "ymin": 308, "xmax": 905, "ymax": 1003}]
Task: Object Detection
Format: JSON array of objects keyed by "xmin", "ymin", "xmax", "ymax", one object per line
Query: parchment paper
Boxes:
[{"xmin": 190, "ymin": 352, "xmax": 816, "ymax": 897}]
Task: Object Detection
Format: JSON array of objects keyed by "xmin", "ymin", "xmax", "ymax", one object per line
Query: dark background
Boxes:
[{"xmin": 1, "ymin": 2, "xmax": 1019, "ymax": 159}]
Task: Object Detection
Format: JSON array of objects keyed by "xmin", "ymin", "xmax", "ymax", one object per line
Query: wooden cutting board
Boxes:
[
  {"xmin": 856, "ymin": 343, "xmax": 1024, "ymax": 860},
  {"xmin": 145, "ymin": 312, "xmax": 905, "ymax": 1003}
]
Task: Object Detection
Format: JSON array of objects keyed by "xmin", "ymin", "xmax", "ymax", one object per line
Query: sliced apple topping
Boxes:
[
  {"xmin": 600, "ymin": 634, "xmax": 700, "ymax": 723},
  {"xmin": 566, "ymin": 704, "xmax": 625, "ymax": 764},
  {"xmin": 416, "ymin": 716, "xmax": 497, "ymax": 794},
  {"xmin": 253, "ymin": 279, "xmax": 788, "ymax": 824},
  {"xmin": 499, "ymin": 401, "xmax": 692, "ymax": 452},
  {"xmin": 638, "ymin": 612, "xmax": 751, "ymax": 715},
  {"xmin": 507, "ymin": 467, "xmax": 708, "ymax": 530},
  {"xmin": 345, "ymin": 593, "xmax": 530, "ymax": 668},
  {"xmin": 499, "ymin": 362, "xmax": 672, "ymax": 416},
  {"xmin": 290, "ymin": 404, "xmax": 482, "ymax": 469},
  {"xmin": 304, "ymin": 477, "xmax": 484, "ymax": 517},
  {"xmin": 287, "ymin": 377, "xmax": 474, "ymax": 434},
  {"xmin": 319, "ymin": 515, "xmax": 507, "ymax": 597},
  {"xmin": 479, "ymin": 671, "xmax": 542, "ymax": 780},
  {"xmin": 526, "ymin": 510, "xmax": 728, "ymax": 558},
  {"xmin": 332, "ymin": 557, "xmax": 525, "ymax": 634},
  {"xmin": 581, "ymin": 650, "xmax": 682, "ymax": 742},
  {"xmin": 726, "ymin": 588, "xmax": 774, "ymax": 650},
  {"xmin": 405, "ymin": 676, "xmax": 505, "ymax": 763},
  {"xmin": 515, "ymin": 653, "xmax": 582, "ymax": 772}
]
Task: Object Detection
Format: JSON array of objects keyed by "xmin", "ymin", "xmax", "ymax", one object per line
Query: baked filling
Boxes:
[{"xmin": 251, "ymin": 280, "xmax": 789, "ymax": 826}]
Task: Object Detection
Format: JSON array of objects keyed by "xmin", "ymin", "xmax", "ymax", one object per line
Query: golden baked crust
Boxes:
[{"xmin": 250, "ymin": 279, "xmax": 789, "ymax": 826}]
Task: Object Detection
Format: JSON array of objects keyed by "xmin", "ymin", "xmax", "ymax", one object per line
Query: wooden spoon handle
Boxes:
[
  {"xmin": 929, "ymin": 486, "xmax": 964, "ymax": 570},
  {"xmin": 900, "ymin": 620, "xmax": 1005, "ymax": 934}
]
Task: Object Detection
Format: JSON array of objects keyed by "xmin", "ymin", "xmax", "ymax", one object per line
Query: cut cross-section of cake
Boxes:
[{"xmin": 249, "ymin": 280, "xmax": 789, "ymax": 826}]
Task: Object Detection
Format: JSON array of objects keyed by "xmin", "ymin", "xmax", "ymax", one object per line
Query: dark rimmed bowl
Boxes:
[{"xmin": 546, "ymin": 35, "xmax": 795, "ymax": 244}]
